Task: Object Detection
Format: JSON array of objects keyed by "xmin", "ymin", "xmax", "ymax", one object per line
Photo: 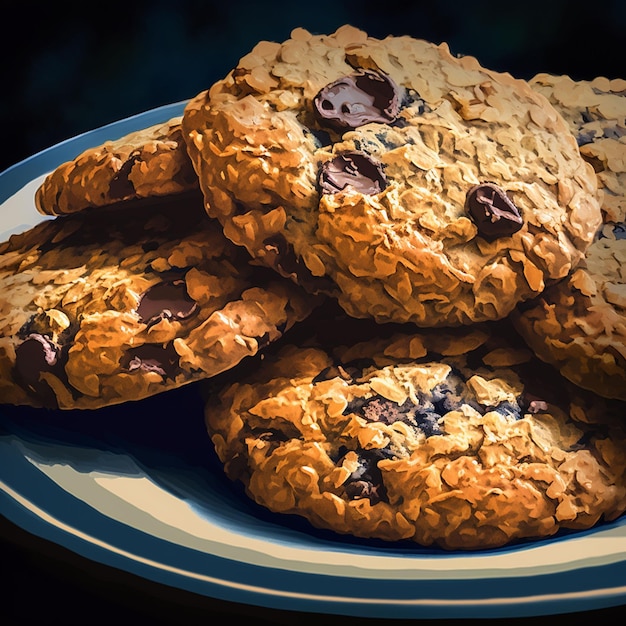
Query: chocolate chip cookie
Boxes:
[
  {"xmin": 530, "ymin": 73, "xmax": 626, "ymax": 223},
  {"xmin": 183, "ymin": 25, "xmax": 602, "ymax": 327},
  {"xmin": 0, "ymin": 196, "xmax": 319, "ymax": 409},
  {"xmin": 35, "ymin": 117, "xmax": 199, "ymax": 216},
  {"xmin": 204, "ymin": 312, "xmax": 626, "ymax": 550}
]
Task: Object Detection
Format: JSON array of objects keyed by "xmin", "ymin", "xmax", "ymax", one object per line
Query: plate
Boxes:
[{"xmin": 1, "ymin": 103, "xmax": 625, "ymax": 620}]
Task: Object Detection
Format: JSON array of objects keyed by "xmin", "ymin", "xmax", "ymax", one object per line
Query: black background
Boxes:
[
  {"xmin": 2, "ymin": 0, "xmax": 625, "ymax": 173},
  {"xmin": 2, "ymin": 0, "xmax": 626, "ymax": 624}
]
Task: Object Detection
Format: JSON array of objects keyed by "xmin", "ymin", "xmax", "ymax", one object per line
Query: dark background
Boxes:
[
  {"xmin": 1, "ymin": 1, "xmax": 625, "ymax": 624},
  {"xmin": 1, "ymin": 0, "xmax": 625, "ymax": 173}
]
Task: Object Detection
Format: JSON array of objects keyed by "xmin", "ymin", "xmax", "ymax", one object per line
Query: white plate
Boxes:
[{"xmin": 1, "ymin": 102, "xmax": 625, "ymax": 619}]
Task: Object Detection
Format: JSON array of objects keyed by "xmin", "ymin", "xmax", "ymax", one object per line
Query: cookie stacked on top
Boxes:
[
  {"xmin": 2, "ymin": 25, "xmax": 625, "ymax": 550},
  {"xmin": 0, "ymin": 119, "xmax": 321, "ymax": 409},
  {"xmin": 182, "ymin": 25, "xmax": 601, "ymax": 327}
]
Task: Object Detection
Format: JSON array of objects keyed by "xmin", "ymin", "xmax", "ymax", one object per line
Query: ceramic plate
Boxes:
[{"xmin": 1, "ymin": 103, "xmax": 625, "ymax": 620}]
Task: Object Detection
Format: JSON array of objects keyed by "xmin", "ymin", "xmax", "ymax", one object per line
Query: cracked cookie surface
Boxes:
[
  {"xmin": 35, "ymin": 117, "xmax": 199, "ymax": 217},
  {"xmin": 0, "ymin": 196, "xmax": 318, "ymax": 409},
  {"xmin": 204, "ymin": 310, "xmax": 626, "ymax": 550},
  {"xmin": 183, "ymin": 25, "xmax": 602, "ymax": 327}
]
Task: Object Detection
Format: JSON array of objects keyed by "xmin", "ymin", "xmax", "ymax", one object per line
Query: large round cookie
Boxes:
[
  {"xmin": 530, "ymin": 73, "xmax": 626, "ymax": 223},
  {"xmin": 35, "ymin": 117, "xmax": 199, "ymax": 217},
  {"xmin": 0, "ymin": 196, "xmax": 319, "ymax": 409},
  {"xmin": 183, "ymin": 25, "xmax": 602, "ymax": 327},
  {"xmin": 204, "ymin": 312, "xmax": 626, "ymax": 550}
]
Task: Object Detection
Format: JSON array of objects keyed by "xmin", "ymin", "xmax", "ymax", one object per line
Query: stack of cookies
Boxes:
[{"xmin": 1, "ymin": 25, "xmax": 625, "ymax": 550}]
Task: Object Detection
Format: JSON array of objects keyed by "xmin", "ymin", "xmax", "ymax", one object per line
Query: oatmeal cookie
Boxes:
[
  {"xmin": 511, "ymin": 220, "xmax": 626, "ymax": 401},
  {"xmin": 0, "ymin": 196, "xmax": 318, "ymax": 409},
  {"xmin": 35, "ymin": 117, "xmax": 199, "ymax": 216},
  {"xmin": 204, "ymin": 314, "xmax": 626, "ymax": 550},
  {"xmin": 511, "ymin": 75, "xmax": 626, "ymax": 400},
  {"xmin": 183, "ymin": 25, "xmax": 601, "ymax": 327},
  {"xmin": 530, "ymin": 73, "xmax": 626, "ymax": 223}
]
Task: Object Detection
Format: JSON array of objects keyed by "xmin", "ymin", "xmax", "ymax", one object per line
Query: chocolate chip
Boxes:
[
  {"xmin": 14, "ymin": 334, "xmax": 65, "ymax": 406},
  {"xmin": 313, "ymin": 70, "xmax": 401, "ymax": 130},
  {"xmin": 122, "ymin": 342, "xmax": 180, "ymax": 379},
  {"xmin": 466, "ymin": 182, "xmax": 523, "ymax": 240},
  {"xmin": 318, "ymin": 151, "xmax": 387, "ymax": 195},
  {"xmin": 136, "ymin": 279, "xmax": 198, "ymax": 327}
]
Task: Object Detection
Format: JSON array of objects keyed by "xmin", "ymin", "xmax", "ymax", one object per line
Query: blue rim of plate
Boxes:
[{"xmin": 1, "ymin": 102, "xmax": 625, "ymax": 620}]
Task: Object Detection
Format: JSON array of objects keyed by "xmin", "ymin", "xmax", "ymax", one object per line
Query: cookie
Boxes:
[
  {"xmin": 511, "ymin": 220, "xmax": 626, "ymax": 401},
  {"xmin": 182, "ymin": 25, "xmax": 602, "ymax": 327},
  {"xmin": 530, "ymin": 73, "xmax": 626, "ymax": 223},
  {"xmin": 204, "ymin": 313, "xmax": 626, "ymax": 550},
  {"xmin": 0, "ymin": 196, "xmax": 319, "ymax": 409},
  {"xmin": 509, "ymin": 75, "xmax": 626, "ymax": 400},
  {"xmin": 34, "ymin": 117, "xmax": 199, "ymax": 217}
]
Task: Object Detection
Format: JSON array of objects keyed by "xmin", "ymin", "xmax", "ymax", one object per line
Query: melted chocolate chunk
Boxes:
[
  {"xmin": 318, "ymin": 151, "xmax": 387, "ymax": 195},
  {"xmin": 466, "ymin": 182, "xmax": 523, "ymax": 240},
  {"xmin": 314, "ymin": 70, "xmax": 401, "ymax": 130},
  {"xmin": 122, "ymin": 342, "xmax": 180, "ymax": 379},
  {"xmin": 14, "ymin": 334, "xmax": 65, "ymax": 406},
  {"xmin": 136, "ymin": 279, "xmax": 198, "ymax": 327}
]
